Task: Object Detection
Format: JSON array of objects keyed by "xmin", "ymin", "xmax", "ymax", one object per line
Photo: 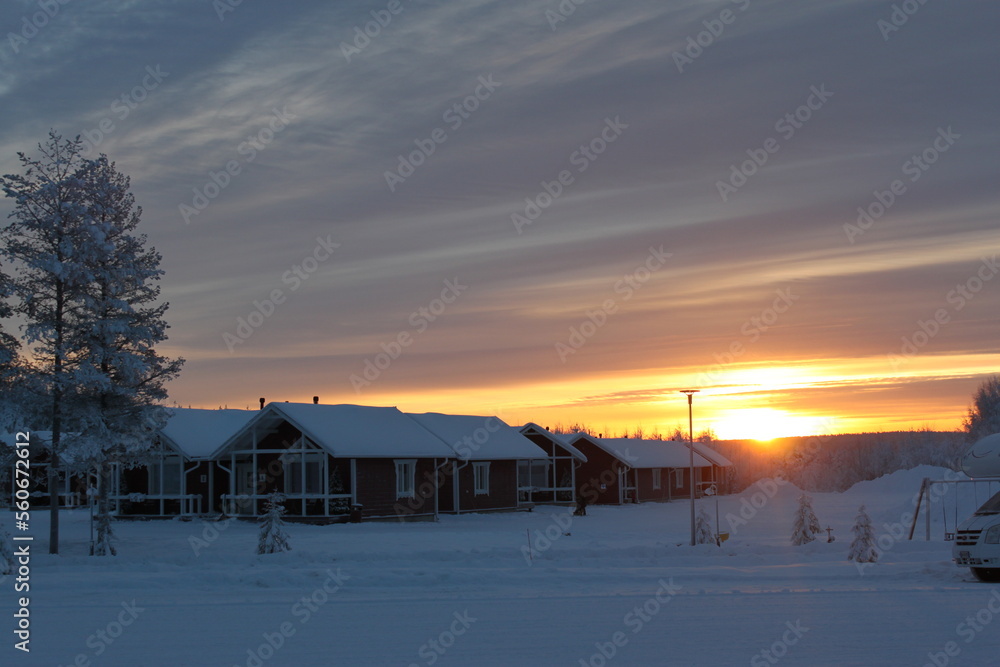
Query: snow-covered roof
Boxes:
[
  {"xmin": 234, "ymin": 403, "xmax": 457, "ymax": 459},
  {"xmin": 408, "ymin": 413, "xmax": 548, "ymax": 460},
  {"xmin": 569, "ymin": 434, "xmax": 714, "ymax": 469},
  {"xmin": 691, "ymin": 442, "xmax": 732, "ymax": 467},
  {"xmin": 518, "ymin": 422, "xmax": 588, "ymax": 462},
  {"xmin": 961, "ymin": 433, "xmax": 1000, "ymax": 478},
  {"xmin": 160, "ymin": 408, "xmax": 257, "ymax": 459}
]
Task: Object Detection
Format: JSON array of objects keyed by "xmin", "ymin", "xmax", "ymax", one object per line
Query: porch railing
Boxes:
[
  {"xmin": 221, "ymin": 493, "xmax": 352, "ymax": 516},
  {"xmin": 109, "ymin": 493, "xmax": 202, "ymax": 515}
]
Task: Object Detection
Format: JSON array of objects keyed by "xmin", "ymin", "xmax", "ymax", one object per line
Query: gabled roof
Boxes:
[
  {"xmin": 160, "ymin": 408, "xmax": 257, "ymax": 459},
  {"xmin": 408, "ymin": 413, "xmax": 548, "ymax": 460},
  {"xmin": 691, "ymin": 442, "xmax": 732, "ymax": 467},
  {"xmin": 568, "ymin": 434, "xmax": 714, "ymax": 469},
  {"xmin": 229, "ymin": 403, "xmax": 457, "ymax": 459},
  {"xmin": 518, "ymin": 422, "xmax": 588, "ymax": 462}
]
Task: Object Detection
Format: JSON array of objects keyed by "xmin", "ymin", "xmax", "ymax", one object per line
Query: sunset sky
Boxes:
[{"xmin": 0, "ymin": 1, "xmax": 997, "ymax": 439}]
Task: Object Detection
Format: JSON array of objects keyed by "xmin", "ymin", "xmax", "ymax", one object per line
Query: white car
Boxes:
[
  {"xmin": 954, "ymin": 433, "xmax": 1000, "ymax": 582},
  {"xmin": 954, "ymin": 490, "xmax": 1000, "ymax": 582}
]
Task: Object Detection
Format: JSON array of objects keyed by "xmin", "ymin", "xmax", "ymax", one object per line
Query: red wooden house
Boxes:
[
  {"xmin": 517, "ymin": 423, "xmax": 587, "ymax": 504},
  {"xmin": 565, "ymin": 434, "xmax": 721, "ymax": 505},
  {"xmin": 406, "ymin": 412, "xmax": 548, "ymax": 514}
]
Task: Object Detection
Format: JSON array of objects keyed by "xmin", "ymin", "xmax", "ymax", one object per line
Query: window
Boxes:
[
  {"xmin": 674, "ymin": 469, "xmax": 684, "ymax": 489},
  {"xmin": 149, "ymin": 457, "xmax": 182, "ymax": 495},
  {"xmin": 652, "ymin": 469, "xmax": 661, "ymax": 490},
  {"xmin": 286, "ymin": 454, "xmax": 324, "ymax": 495},
  {"xmin": 395, "ymin": 460, "xmax": 416, "ymax": 498},
  {"xmin": 474, "ymin": 462, "xmax": 491, "ymax": 495}
]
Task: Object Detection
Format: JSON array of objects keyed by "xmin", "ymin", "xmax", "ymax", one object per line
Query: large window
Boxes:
[
  {"xmin": 149, "ymin": 456, "xmax": 182, "ymax": 495},
  {"xmin": 285, "ymin": 454, "xmax": 324, "ymax": 495},
  {"xmin": 474, "ymin": 462, "xmax": 491, "ymax": 495},
  {"xmin": 395, "ymin": 460, "xmax": 416, "ymax": 498},
  {"xmin": 652, "ymin": 469, "xmax": 661, "ymax": 490},
  {"xmin": 674, "ymin": 469, "xmax": 684, "ymax": 489}
]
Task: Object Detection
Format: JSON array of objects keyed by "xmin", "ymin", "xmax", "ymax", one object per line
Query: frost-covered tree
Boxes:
[
  {"xmin": 695, "ymin": 507, "xmax": 715, "ymax": 545},
  {"xmin": 791, "ymin": 494, "xmax": 821, "ymax": 545},
  {"xmin": 0, "ymin": 263, "xmax": 22, "ymax": 430},
  {"xmin": 963, "ymin": 375, "xmax": 1000, "ymax": 443},
  {"xmin": 1, "ymin": 132, "xmax": 100, "ymax": 554},
  {"xmin": 90, "ymin": 508, "xmax": 117, "ymax": 557},
  {"xmin": 847, "ymin": 505, "xmax": 878, "ymax": 563},
  {"xmin": 257, "ymin": 493, "xmax": 291, "ymax": 555},
  {"xmin": 68, "ymin": 155, "xmax": 183, "ymax": 556},
  {"xmin": 328, "ymin": 465, "xmax": 349, "ymax": 514}
]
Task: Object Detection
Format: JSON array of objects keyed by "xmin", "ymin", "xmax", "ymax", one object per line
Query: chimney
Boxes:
[
  {"xmin": 259, "ymin": 397, "xmax": 265, "ymax": 410},
  {"xmin": 313, "ymin": 396, "xmax": 320, "ymax": 405}
]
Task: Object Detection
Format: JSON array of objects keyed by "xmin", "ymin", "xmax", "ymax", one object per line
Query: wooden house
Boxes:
[{"xmin": 517, "ymin": 423, "xmax": 588, "ymax": 504}]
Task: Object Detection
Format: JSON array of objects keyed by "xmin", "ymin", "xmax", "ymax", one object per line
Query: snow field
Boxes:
[{"xmin": 3, "ymin": 465, "xmax": 999, "ymax": 666}]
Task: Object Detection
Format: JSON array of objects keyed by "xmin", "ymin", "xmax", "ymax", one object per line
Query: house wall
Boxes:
[
  {"xmin": 571, "ymin": 439, "xmax": 626, "ymax": 505},
  {"xmin": 453, "ymin": 459, "xmax": 518, "ymax": 512},
  {"xmin": 636, "ymin": 468, "xmax": 672, "ymax": 502},
  {"xmin": 356, "ymin": 457, "xmax": 440, "ymax": 519}
]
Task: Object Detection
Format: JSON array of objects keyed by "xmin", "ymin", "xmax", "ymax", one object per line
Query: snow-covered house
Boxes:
[
  {"xmin": 406, "ymin": 413, "xmax": 548, "ymax": 514},
  {"xmin": 517, "ymin": 423, "xmax": 588, "ymax": 504},
  {"xmin": 691, "ymin": 441, "xmax": 733, "ymax": 496},
  {"xmin": 1, "ymin": 431, "xmax": 89, "ymax": 508},
  {"xmin": 564, "ymin": 434, "xmax": 717, "ymax": 505},
  {"xmin": 112, "ymin": 408, "xmax": 256, "ymax": 517},
  {"xmin": 212, "ymin": 402, "xmax": 457, "ymax": 520}
]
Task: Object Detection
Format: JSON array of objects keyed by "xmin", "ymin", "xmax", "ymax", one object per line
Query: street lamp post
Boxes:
[{"xmin": 680, "ymin": 389, "xmax": 699, "ymax": 546}]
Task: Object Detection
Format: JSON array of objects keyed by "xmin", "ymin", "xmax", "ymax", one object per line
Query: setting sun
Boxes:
[{"xmin": 711, "ymin": 408, "xmax": 829, "ymax": 442}]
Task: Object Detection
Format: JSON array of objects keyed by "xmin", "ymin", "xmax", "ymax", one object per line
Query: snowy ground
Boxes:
[{"xmin": 4, "ymin": 466, "xmax": 1000, "ymax": 666}]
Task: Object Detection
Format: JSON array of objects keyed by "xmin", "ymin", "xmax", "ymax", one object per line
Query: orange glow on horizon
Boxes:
[{"xmin": 171, "ymin": 351, "xmax": 989, "ymax": 440}]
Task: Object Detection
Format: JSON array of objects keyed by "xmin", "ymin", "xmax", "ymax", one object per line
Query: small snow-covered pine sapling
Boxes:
[
  {"xmin": 257, "ymin": 492, "xmax": 291, "ymax": 555},
  {"xmin": 791, "ymin": 494, "xmax": 822, "ymax": 545},
  {"xmin": 0, "ymin": 524, "xmax": 14, "ymax": 574},
  {"xmin": 695, "ymin": 507, "xmax": 716, "ymax": 545},
  {"xmin": 92, "ymin": 508, "xmax": 117, "ymax": 556},
  {"xmin": 847, "ymin": 505, "xmax": 878, "ymax": 563}
]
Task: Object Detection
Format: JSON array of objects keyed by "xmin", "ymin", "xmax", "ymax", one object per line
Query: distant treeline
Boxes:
[{"xmin": 707, "ymin": 430, "xmax": 966, "ymax": 493}]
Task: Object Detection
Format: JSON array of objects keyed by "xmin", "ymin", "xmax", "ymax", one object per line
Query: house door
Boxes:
[{"xmin": 236, "ymin": 461, "xmax": 256, "ymax": 498}]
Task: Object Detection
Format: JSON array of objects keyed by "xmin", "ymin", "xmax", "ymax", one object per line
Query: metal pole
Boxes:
[{"xmin": 680, "ymin": 390, "xmax": 699, "ymax": 546}]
